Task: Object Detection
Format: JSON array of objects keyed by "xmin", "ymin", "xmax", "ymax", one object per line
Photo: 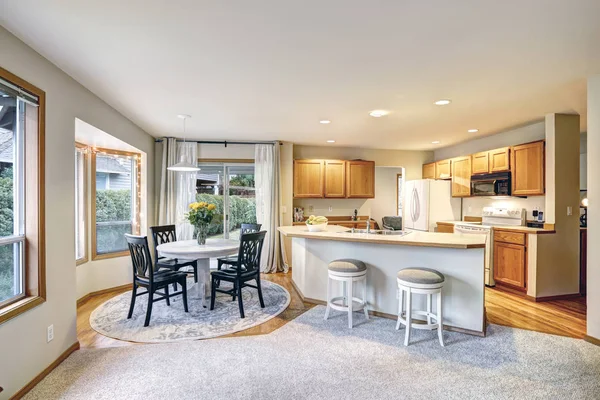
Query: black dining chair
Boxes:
[
  {"xmin": 125, "ymin": 234, "xmax": 189, "ymax": 327},
  {"xmin": 216, "ymin": 223, "xmax": 262, "ymax": 270},
  {"xmin": 210, "ymin": 231, "xmax": 267, "ymax": 318},
  {"xmin": 150, "ymin": 225, "xmax": 198, "ymax": 290}
]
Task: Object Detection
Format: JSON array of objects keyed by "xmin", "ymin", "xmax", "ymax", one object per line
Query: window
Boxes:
[
  {"xmin": 397, "ymin": 174, "xmax": 403, "ymax": 216},
  {"xmin": 92, "ymin": 148, "xmax": 141, "ymax": 259},
  {"xmin": 0, "ymin": 67, "xmax": 45, "ymax": 324},
  {"xmin": 75, "ymin": 144, "xmax": 88, "ymax": 264}
]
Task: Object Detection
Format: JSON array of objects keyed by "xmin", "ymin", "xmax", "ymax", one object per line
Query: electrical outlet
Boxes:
[
  {"xmin": 308, "ymin": 205, "xmax": 314, "ymax": 212},
  {"xmin": 47, "ymin": 324, "xmax": 54, "ymax": 343},
  {"xmin": 281, "ymin": 205, "xmax": 287, "ymax": 213},
  {"xmin": 328, "ymin": 206, "xmax": 333, "ymax": 212},
  {"xmin": 567, "ymin": 206, "xmax": 573, "ymax": 216}
]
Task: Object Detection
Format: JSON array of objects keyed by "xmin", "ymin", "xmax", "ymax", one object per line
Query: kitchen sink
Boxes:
[{"xmin": 341, "ymin": 229, "xmax": 411, "ymax": 236}]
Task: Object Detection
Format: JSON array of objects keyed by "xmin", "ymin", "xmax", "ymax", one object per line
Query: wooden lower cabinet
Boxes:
[
  {"xmin": 436, "ymin": 222, "xmax": 454, "ymax": 233},
  {"xmin": 494, "ymin": 241, "xmax": 527, "ymax": 291}
]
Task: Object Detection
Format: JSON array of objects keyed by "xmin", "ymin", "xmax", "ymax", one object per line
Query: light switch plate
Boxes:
[
  {"xmin": 328, "ymin": 206, "xmax": 333, "ymax": 212},
  {"xmin": 308, "ymin": 205, "xmax": 314, "ymax": 212},
  {"xmin": 47, "ymin": 324, "xmax": 54, "ymax": 343},
  {"xmin": 567, "ymin": 206, "xmax": 573, "ymax": 216}
]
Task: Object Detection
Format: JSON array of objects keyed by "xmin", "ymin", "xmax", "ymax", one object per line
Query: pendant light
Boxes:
[{"xmin": 168, "ymin": 114, "xmax": 201, "ymax": 172}]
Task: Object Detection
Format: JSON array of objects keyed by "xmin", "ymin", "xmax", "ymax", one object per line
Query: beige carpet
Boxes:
[{"xmin": 25, "ymin": 306, "xmax": 600, "ymax": 399}]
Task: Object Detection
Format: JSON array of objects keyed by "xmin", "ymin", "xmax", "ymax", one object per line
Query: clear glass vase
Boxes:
[{"xmin": 195, "ymin": 223, "xmax": 209, "ymax": 245}]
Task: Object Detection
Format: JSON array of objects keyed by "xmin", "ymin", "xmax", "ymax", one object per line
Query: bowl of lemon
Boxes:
[{"xmin": 305, "ymin": 215, "xmax": 328, "ymax": 232}]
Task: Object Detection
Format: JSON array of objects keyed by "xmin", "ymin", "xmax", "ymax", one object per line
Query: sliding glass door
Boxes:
[{"xmin": 196, "ymin": 163, "xmax": 256, "ymax": 240}]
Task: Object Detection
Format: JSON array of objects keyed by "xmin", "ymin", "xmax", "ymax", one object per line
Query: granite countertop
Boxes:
[{"xmin": 278, "ymin": 225, "xmax": 486, "ymax": 249}]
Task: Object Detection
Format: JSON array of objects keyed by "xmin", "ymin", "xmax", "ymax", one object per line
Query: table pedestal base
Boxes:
[{"xmin": 190, "ymin": 259, "xmax": 211, "ymax": 307}]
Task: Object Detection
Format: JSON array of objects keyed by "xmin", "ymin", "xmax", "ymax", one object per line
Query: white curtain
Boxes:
[
  {"xmin": 255, "ymin": 143, "xmax": 288, "ymax": 273},
  {"xmin": 158, "ymin": 139, "xmax": 198, "ymax": 240},
  {"xmin": 175, "ymin": 142, "xmax": 198, "ymax": 240},
  {"xmin": 158, "ymin": 138, "xmax": 178, "ymax": 226}
]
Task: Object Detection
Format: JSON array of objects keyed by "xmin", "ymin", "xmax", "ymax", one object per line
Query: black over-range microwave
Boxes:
[{"xmin": 471, "ymin": 172, "xmax": 511, "ymax": 196}]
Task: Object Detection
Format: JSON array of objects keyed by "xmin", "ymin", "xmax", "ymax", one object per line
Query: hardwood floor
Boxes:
[
  {"xmin": 485, "ymin": 287, "xmax": 587, "ymax": 338},
  {"xmin": 77, "ymin": 272, "xmax": 587, "ymax": 348},
  {"xmin": 77, "ymin": 272, "xmax": 315, "ymax": 349}
]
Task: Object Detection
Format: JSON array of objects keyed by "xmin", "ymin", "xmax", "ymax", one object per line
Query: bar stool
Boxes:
[
  {"xmin": 324, "ymin": 259, "xmax": 369, "ymax": 328},
  {"xmin": 396, "ymin": 267, "xmax": 445, "ymax": 347}
]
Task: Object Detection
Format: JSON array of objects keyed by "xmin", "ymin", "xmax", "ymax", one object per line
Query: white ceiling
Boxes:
[{"xmin": 1, "ymin": 0, "xmax": 598, "ymax": 150}]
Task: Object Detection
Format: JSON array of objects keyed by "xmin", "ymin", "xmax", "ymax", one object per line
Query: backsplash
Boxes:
[
  {"xmin": 293, "ymin": 199, "xmax": 370, "ymax": 219},
  {"xmin": 462, "ymin": 196, "xmax": 546, "ymax": 221}
]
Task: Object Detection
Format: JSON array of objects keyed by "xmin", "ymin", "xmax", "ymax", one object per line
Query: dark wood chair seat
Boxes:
[
  {"xmin": 211, "ymin": 231, "xmax": 267, "ymax": 319},
  {"xmin": 125, "ymin": 234, "xmax": 189, "ymax": 327}
]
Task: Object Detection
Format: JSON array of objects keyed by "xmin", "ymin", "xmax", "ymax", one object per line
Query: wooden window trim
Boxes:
[
  {"xmin": 0, "ymin": 67, "xmax": 46, "ymax": 326},
  {"xmin": 91, "ymin": 147, "xmax": 141, "ymax": 261},
  {"xmin": 75, "ymin": 143, "xmax": 88, "ymax": 266},
  {"xmin": 396, "ymin": 173, "xmax": 402, "ymax": 216}
]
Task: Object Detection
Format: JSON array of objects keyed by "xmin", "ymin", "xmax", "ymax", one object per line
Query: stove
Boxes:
[{"xmin": 455, "ymin": 207, "xmax": 526, "ymax": 287}]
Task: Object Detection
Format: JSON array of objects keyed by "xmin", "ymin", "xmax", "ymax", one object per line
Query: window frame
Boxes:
[
  {"xmin": 0, "ymin": 66, "xmax": 46, "ymax": 326},
  {"xmin": 75, "ymin": 143, "xmax": 88, "ymax": 265},
  {"xmin": 91, "ymin": 147, "xmax": 141, "ymax": 260}
]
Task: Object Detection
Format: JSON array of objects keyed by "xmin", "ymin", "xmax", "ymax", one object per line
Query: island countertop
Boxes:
[{"xmin": 278, "ymin": 225, "xmax": 486, "ymax": 249}]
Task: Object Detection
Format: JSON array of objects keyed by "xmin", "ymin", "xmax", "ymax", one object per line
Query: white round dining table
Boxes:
[{"xmin": 156, "ymin": 239, "xmax": 240, "ymax": 306}]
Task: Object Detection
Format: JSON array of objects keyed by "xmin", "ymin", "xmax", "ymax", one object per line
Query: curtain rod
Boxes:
[{"xmin": 155, "ymin": 138, "xmax": 281, "ymax": 146}]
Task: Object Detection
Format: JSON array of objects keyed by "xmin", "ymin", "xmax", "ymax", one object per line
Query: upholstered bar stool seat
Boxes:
[
  {"xmin": 324, "ymin": 259, "xmax": 369, "ymax": 328},
  {"xmin": 396, "ymin": 267, "xmax": 445, "ymax": 347}
]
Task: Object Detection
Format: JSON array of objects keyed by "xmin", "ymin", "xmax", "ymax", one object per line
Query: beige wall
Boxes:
[
  {"xmin": 587, "ymin": 76, "xmax": 600, "ymax": 340},
  {"xmin": 535, "ymin": 114, "xmax": 580, "ymax": 297},
  {"xmin": 0, "ymin": 26, "xmax": 155, "ymax": 398}
]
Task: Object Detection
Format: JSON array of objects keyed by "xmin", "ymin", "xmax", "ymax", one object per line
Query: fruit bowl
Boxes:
[{"xmin": 306, "ymin": 222, "xmax": 328, "ymax": 232}]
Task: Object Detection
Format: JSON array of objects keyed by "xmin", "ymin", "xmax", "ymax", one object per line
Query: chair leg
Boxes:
[
  {"xmin": 182, "ymin": 278, "xmax": 189, "ymax": 313},
  {"xmin": 347, "ymin": 279, "xmax": 353, "ymax": 329},
  {"xmin": 210, "ymin": 276, "xmax": 217, "ymax": 311},
  {"xmin": 232, "ymin": 281, "xmax": 237, "ymax": 301},
  {"xmin": 237, "ymin": 281, "xmax": 245, "ymax": 318},
  {"xmin": 324, "ymin": 275, "xmax": 331, "ymax": 320},
  {"xmin": 427, "ymin": 293, "xmax": 432, "ymax": 325},
  {"xmin": 362, "ymin": 278, "xmax": 369, "ymax": 320},
  {"xmin": 127, "ymin": 283, "xmax": 137, "ymax": 319},
  {"xmin": 437, "ymin": 291, "xmax": 444, "ymax": 347},
  {"xmin": 144, "ymin": 289, "xmax": 154, "ymax": 327},
  {"xmin": 404, "ymin": 288, "xmax": 412, "ymax": 346},
  {"xmin": 165, "ymin": 285, "xmax": 171, "ymax": 306},
  {"xmin": 256, "ymin": 276, "xmax": 265, "ymax": 308},
  {"xmin": 193, "ymin": 262, "xmax": 198, "ymax": 283},
  {"xmin": 395, "ymin": 288, "xmax": 404, "ymax": 330}
]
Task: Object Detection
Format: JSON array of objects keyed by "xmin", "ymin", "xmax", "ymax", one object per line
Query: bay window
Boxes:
[{"xmin": 75, "ymin": 144, "xmax": 88, "ymax": 264}]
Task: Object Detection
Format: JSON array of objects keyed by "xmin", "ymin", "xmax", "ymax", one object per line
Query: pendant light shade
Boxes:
[{"xmin": 168, "ymin": 114, "xmax": 200, "ymax": 172}]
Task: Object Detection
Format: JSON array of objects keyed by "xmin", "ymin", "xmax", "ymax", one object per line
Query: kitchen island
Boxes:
[{"xmin": 279, "ymin": 225, "xmax": 487, "ymax": 336}]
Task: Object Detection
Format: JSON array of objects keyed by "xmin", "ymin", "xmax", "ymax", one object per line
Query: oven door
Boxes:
[{"xmin": 471, "ymin": 179, "xmax": 498, "ymax": 196}]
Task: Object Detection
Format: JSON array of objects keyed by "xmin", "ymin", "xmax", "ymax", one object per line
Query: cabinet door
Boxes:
[
  {"xmin": 436, "ymin": 223, "xmax": 454, "ymax": 233},
  {"xmin": 489, "ymin": 147, "xmax": 510, "ymax": 172},
  {"xmin": 493, "ymin": 242, "xmax": 526, "ymax": 290},
  {"xmin": 346, "ymin": 160, "xmax": 375, "ymax": 198},
  {"xmin": 511, "ymin": 141, "xmax": 545, "ymax": 196},
  {"xmin": 471, "ymin": 151, "xmax": 489, "ymax": 175},
  {"xmin": 451, "ymin": 156, "xmax": 471, "ymax": 197},
  {"xmin": 435, "ymin": 159, "xmax": 452, "ymax": 179},
  {"xmin": 293, "ymin": 160, "xmax": 324, "ymax": 198},
  {"xmin": 422, "ymin": 162, "xmax": 436, "ymax": 179},
  {"xmin": 324, "ymin": 160, "xmax": 346, "ymax": 198}
]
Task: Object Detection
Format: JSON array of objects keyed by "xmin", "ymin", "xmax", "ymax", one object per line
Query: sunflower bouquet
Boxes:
[{"xmin": 187, "ymin": 201, "xmax": 218, "ymax": 245}]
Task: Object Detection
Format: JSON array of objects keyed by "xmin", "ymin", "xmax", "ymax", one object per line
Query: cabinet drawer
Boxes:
[
  {"xmin": 436, "ymin": 223, "xmax": 454, "ymax": 233},
  {"xmin": 494, "ymin": 230, "xmax": 526, "ymax": 245}
]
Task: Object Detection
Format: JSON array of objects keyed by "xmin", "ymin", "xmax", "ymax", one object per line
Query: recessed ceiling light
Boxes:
[
  {"xmin": 326, "ymin": 140, "xmax": 336, "ymax": 143},
  {"xmin": 432, "ymin": 141, "xmax": 441, "ymax": 144},
  {"xmin": 434, "ymin": 99, "xmax": 451, "ymax": 106},
  {"xmin": 468, "ymin": 129, "xmax": 479, "ymax": 133},
  {"xmin": 369, "ymin": 110, "xmax": 389, "ymax": 117},
  {"xmin": 320, "ymin": 120, "xmax": 331, "ymax": 124}
]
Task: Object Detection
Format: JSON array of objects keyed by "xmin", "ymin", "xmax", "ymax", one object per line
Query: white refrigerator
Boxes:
[{"xmin": 403, "ymin": 179, "xmax": 461, "ymax": 232}]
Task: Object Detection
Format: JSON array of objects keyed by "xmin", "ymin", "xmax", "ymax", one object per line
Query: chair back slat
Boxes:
[
  {"xmin": 150, "ymin": 225, "xmax": 177, "ymax": 261},
  {"xmin": 236, "ymin": 231, "xmax": 266, "ymax": 275},
  {"xmin": 125, "ymin": 234, "xmax": 154, "ymax": 281},
  {"xmin": 240, "ymin": 223, "xmax": 262, "ymax": 235}
]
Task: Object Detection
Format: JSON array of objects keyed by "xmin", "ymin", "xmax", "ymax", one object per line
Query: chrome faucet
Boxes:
[{"xmin": 366, "ymin": 219, "xmax": 371, "ymax": 234}]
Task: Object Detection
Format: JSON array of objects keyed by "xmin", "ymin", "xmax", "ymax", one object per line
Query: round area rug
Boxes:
[{"xmin": 90, "ymin": 279, "xmax": 290, "ymax": 343}]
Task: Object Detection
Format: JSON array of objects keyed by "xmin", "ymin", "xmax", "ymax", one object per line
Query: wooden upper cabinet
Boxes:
[
  {"xmin": 435, "ymin": 159, "xmax": 452, "ymax": 179},
  {"xmin": 471, "ymin": 151, "xmax": 490, "ymax": 175},
  {"xmin": 324, "ymin": 160, "xmax": 346, "ymax": 198},
  {"xmin": 489, "ymin": 147, "xmax": 510, "ymax": 172},
  {"xmin": 451, "ymin": 156, "xmax": 471, "ymax": 197},
  {"xmin": 422, "ymin": 162, "xmax": 436, "ymax": 179},
  {"xmin": 346, "ymin": 160, "xmax": 375, "ymax": 198},
  {"xmin": 293, "ymin": 159, "xmax": 324, "ymax": 198},
  {"xmin": 511, "ymin": 141, "xmax": 545, "ymax": 196}
]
